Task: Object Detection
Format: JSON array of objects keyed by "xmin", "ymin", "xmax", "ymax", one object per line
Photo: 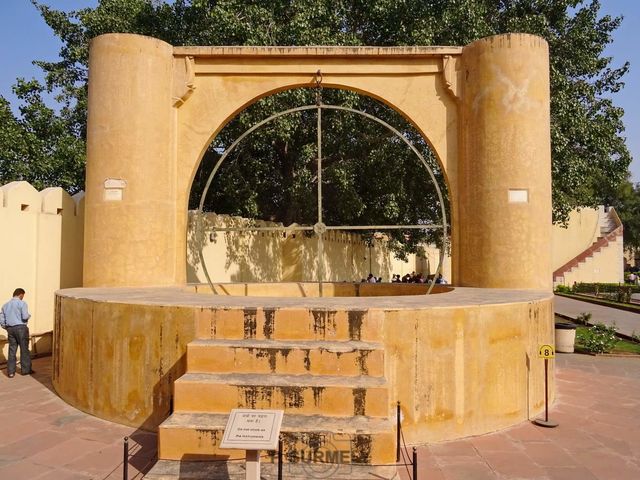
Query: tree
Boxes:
[
  {"xmin": 0, "ymin": 0, "xmax": 632, "ymax": 241},
  {"xmin": 603, "ymin": 178, "xmax": 640, "ymax": 254},
  {"xmin": 0, "ymin": 79, "xmax": 84, "ymax": 192}
]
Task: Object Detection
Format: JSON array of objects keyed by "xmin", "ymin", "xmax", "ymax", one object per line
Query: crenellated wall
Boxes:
[{"xmin": 0, "ymin": 181, "xmax": 84, "ymax": 361}]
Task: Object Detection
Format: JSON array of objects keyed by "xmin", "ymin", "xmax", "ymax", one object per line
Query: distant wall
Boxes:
[
  {"xmin": 186, "ymin": 212, "xmax": 451, "ymax": 284},
  {"xmin": 552, "ymin": 208, "xmax": 600, "ymax": 268},
  {"xmin": 0, "ymin": 182, "xmax": 84, "ymax": 361},
  {"xmin": 560, "ymin": 234, "xmax": 624, "ymax": 285},
  {"xmin": 552, "ymin": 207, "xmax": 624, "ymax": 285}
]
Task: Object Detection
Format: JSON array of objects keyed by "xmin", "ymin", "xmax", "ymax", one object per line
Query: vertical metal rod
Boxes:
[
  {"xmin": 412, "ymin": 447, "xmax": 418, "ymax": 480},
  {"xmin": 278, "ymin": 437, "xmax": 283, "ymax": 480},
  {"xmin": 316, "ymin": 93, "xmax": 324, "ymax": 295},
  {"xmin": 318, "ymin": 234, "xmax": 324, "ymax": 297},
  {"xmin": 317, "ymin": 99, "xmax": 323, "ymax": 226},
  {"xmin": 544, "ymin": 358, "xmax": 549, "ymax": 422},
  {"xmin": 396, "ymin": 401, "xmax": 401, "ymax": 462},
  {"xmin": 123, "ymin": 436, "xmax": 129, "ymax": 480}
]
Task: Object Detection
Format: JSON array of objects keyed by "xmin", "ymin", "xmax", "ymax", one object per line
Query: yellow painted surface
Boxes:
[
  {"xmin": 84, "ymin": 34, "xmax": 176, "ymax": 287},
  {"xmin": 53, "ymin": 296, "xmax": 196, "ymax": 430},
  {"xmin": 552, "ymin": 208, "xmax": 601, "ymax": 267},
  {"xmin": 158, "ymin": 427, "xmax": 396, "ymax": 463},
  {"xmin": 84, "ymin": 33, "xmax": 551, "ymax": 291},
  {"xmin": 189, "ymin": 281, "xmax": 452, "ymax": 298},
  {"xmin": 458, "ymin": 34, "xmax": 552, "ymax": 290},
  {"xmin": 54, "ymin": 287, "xmax": 553, "ymax": 444},
  {"xmin": 57, "ymin": 33, "xmax": 556, "ymax": 460},
  {"xmin": 0, "ymin": 182, "xmax": 83, "ymax": 361},
  {"xmin": 187, "ymin": 342, "xmax": 385, "ymax": 377},
  {"xmin": 189, "ymin": 213, "xmax": 450, "ymax": 283},
  {"xmin": 384, "ymin": 298, "xmax": 553, "ymax": 441},
  {"xmin": 560, "ymin": 234, "xmax": 624, "ymax": 285},
  {"xmin": 552, "ymin": 207, "xmax": 624, "ymax": 284},
  {"xmin": 173, "ymin": 380, "xmax": 389, "ymax": 417}
]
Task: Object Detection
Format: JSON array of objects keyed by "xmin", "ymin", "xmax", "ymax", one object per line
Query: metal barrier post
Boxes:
[
  {"xmin": 412, "ymin": 447, "xmax": 417, "ymax": 480},
  {"xmin": 277, "ymin": 437, "xmax": 283, "ymax": 480},
  {"xmin": 123, "ymin": 436, "xmax": 129, "ymax": 480},
  {"xmin": 396, "ymin": 401, "xmax": 401, "ymax": 462}
]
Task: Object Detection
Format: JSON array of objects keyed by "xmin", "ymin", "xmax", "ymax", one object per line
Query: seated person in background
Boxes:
[{"xmin": 435, "ymin": 273, "xmax": 447, "ymax": 284}]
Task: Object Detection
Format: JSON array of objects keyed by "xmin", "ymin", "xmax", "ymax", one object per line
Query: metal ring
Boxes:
[{"xmin": 196, "ymin": 103, "xmax": 448, "ymax": 295}]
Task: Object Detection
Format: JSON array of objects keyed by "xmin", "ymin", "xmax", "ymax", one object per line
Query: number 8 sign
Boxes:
[{"xmin": 538, "ymin": 344, "xmax": 555, "ymax": 359}]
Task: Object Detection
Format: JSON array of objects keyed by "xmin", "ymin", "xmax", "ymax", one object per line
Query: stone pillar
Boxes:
[
  {"xmin": 458, "ymin": 34, "xmax": 552, "ymax": 290},
  {"xmin": 84, "ymin": 34, "xmax": 177, "ymax": 287}
]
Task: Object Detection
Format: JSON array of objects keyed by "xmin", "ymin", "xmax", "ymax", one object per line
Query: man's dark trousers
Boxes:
[{"xmin": 7, "ymin": 324, "xmax": 31, "ymax": 375}]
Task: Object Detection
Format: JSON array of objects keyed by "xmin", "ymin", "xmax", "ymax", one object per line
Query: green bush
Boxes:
[
  {"xmin": 576, "ymin": 312, "xmax": 592, "ymax": 325},
  {"xmin": 554, "ymin": 284, "xmax": 572, "ymax": 293},
  {"xmin": 576, "ymin": 323, "xmax": 618, "ymax": 354},
  {"xmin": 572, "ymin": 283, "xmax": 637, "ymax": 303},
  {"xmin": 574, "ymin": 282, "xmax": 640, "ymax": 294}
]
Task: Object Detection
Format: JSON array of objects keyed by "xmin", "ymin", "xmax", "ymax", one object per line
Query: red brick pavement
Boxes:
[
  {"xmin": 398, "ymin": 353, "xmax": 640, "ymax": 480},
  {"xmin": 1, "ymin": 353, "xmax": 639, "ymax": 479},
  {"xmin": 0, "ymin": 357, "xmax": 156, "ymax": 480}
]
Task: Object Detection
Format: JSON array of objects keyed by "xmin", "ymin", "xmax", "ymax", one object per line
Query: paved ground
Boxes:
[
  {"xmin": 0, "ymin": 357, "xmax": 157, "ymax": 480},
  {"xmin": 555, "ymin": 294, "xmax": 640, "ymax": 337},
  {"xmin": 399, "ymin": 353, "xmax": 640, "ymax": 480},
  {"xmin": 2, "ymin": 352, "xmax": 639, "ymax": 479}
]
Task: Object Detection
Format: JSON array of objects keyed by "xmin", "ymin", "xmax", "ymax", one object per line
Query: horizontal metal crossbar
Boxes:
[
  {"xmin": 197, "ymin": 96, "xmax": 449, "ymax": 296},
  {"xmin": 209, "ymin": 226, "xmax": 314, "ymax": 232},
  {"xmin": 325, "ymin": 225, "xmax": 443, "ymax": 230},
  {"xmin": 209, "ymin": 224, "xmax": 444, "ymax": 232}
]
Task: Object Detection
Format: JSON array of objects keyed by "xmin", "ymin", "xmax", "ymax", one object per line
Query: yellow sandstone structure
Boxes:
[
  {"xmin": 0, "ymin": 182, "xmax": 83, "ymax": 362},
  {"xmin": 54, "ymin": 33, "xmax": 555, "ymax": 465}
]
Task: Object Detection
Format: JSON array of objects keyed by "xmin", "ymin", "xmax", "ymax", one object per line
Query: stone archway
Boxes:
[
  {"xmin": 83, "ymin": 33, "xmax": 551, "ymax": 291},
  {"xmin": 55, "ymin": 34, "xmax": 556, "ymax": 446}
]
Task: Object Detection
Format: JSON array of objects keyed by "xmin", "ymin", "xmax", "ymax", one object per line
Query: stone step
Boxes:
[
  {"xmin": 186, "ymin": 338, "xmax": 385, "ymax": 377},
  {"xmin": 195, "ymin": 307, "xmax": 383, "ymax": 342},
  {"xmin": 173, "ymin": 373, "xmax": 389, "ymax": 417},
  {"xmin": 158, "ymin": 412, "xmax": 396, "ymax": 465},
  {"xmin": 145, "ymin": 459, "xmax": 398, "ymax": 479}
]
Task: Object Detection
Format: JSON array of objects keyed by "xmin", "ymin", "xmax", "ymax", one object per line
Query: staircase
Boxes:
[
  {"xmin": 553, "ymin": 207, "xmax": 623, "ymax": 284},
  {"xmin": 158, "ymin": 308, "xmax": 396, "ymax": 465}
]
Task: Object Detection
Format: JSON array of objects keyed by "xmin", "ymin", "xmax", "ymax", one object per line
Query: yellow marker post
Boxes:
[{"xmin": 533, "ymin": 344, "xmax": 558, "ymax": 428}]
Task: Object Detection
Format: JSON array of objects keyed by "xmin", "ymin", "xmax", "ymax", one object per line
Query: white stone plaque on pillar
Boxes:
[
  {"xmin": 103, "ymin": 178, "xmax": 127, "ymax": 202},
  {"xmin": 508, "ymin": 188, "xmax": 528, "ymax": 203}
]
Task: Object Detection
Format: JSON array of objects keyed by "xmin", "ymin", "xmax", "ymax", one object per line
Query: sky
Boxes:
[{"xmin": 1, "ymin": 0, "xmax": 639, "ymax": 179}]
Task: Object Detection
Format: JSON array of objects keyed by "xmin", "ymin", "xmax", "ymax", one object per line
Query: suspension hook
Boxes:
[{"xmin": 314, "ymin": 69, "xmax": 323, "ymax": 106}]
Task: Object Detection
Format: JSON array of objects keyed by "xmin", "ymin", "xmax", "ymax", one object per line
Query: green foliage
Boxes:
[
  {"xmin": 576, "ymin": 311, "xmax": 592, "ymax": 325},
  {"xmin": 576, "ymin": 323, "xmax": 618, "ymax": 354},
  {"xmin": 573, "ymin": 282, "xmax": 640, "ymax": 302},
  {"xmin": 604, "ymin": 180, "xmax": 640, "ymax": 252},
  {"xmin": 0, "ymin": 81, "xmax": 84, "ymax": 192},
  {"xmin": 0, "ymin": 0, "xmax": 632, "ymax": 236},
  {"xmin": 191, "ymin": 88, "xmax": 447, "ymax": 258},
  {"xmin": 554, "ymin": 284, "xmax": 572, "ymax": 293},
  {"xmin": 610, "ymin": 337, "xmax": 640, "ymax": 354}
]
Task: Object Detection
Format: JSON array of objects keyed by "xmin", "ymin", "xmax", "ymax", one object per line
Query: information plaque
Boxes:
[{"xmin": 220, "ymin": 409, "xmax": 284, "ymax": 451}]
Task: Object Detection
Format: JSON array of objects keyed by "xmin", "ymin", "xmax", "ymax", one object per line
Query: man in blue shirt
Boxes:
[{"xmin": 0, "ymin": 288, "xmax": 33, "ymax": 378}]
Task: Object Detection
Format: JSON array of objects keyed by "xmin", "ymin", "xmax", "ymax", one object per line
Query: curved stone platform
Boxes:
[{"xmin": 53, "ymin": 284, "xmax": 553, "ymax": 449}]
